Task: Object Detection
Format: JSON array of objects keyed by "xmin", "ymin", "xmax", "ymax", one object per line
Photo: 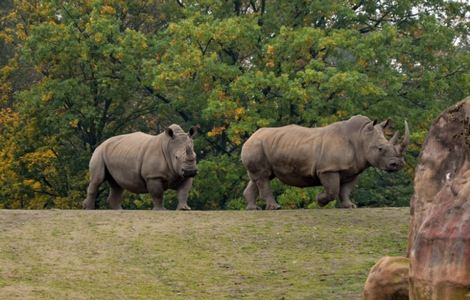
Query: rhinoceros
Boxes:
[
  {"xmin": 241, "ymin": 115, "xmax": 409, "ymax": 209},
  {"xmin": 82, "ymin": 124, "xmax": 198, "ymax": 210}
]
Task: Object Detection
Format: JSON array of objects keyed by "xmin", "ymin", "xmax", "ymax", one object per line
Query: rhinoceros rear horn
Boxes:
[
  {"xmin": 400, "ymin": 120, "xmax": 410, "ymax": 153},
  {"xmin": 389, "ymin": 130, "xmax": 400, "ymax": 145}
]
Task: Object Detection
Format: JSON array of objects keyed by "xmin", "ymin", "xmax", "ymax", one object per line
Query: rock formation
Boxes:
[
  {"xmin": 364, "ymin": 97, "xmax": 470, "ymax": 300},
  {"xmin": 408, "ymin": 97, "xmax": 470, "ymax": 299},
  {"xmin": 364, "ymin": 256, "xmax": 409, "ymax": 300}
]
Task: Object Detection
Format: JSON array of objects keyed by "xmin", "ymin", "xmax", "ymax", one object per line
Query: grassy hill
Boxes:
[{"xmin": 0, "ymin": 208, "xmax": 409, "ymax": 299}]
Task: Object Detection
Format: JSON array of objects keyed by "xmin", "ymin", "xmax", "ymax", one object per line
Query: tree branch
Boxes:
[
  {"xmin": 359, "ymin": 9, "xmax": 391, "ymax": 33},
  {"xmin": 176, "ymin": 0, "xmax": 185, "ymax": 8}
]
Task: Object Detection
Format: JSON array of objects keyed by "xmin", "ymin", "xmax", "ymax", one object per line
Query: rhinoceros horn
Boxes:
[
  {"xmin": 389, "ymin": 130, "xmax": 400, "ymax": 145},
  {"xmin": 391, "ymin": 121, "xmax": 409, "ymax": 154},
  {"xmin": 400, "ymin": 120, "xmax": 410, "ymax": 153}
]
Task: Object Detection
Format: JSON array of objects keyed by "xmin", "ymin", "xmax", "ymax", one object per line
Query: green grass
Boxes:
[{"xmin": 0, "ymin": 208, "xmax": 409, "ymax": 299}]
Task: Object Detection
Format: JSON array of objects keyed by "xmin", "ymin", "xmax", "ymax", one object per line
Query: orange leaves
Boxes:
[
  {"xmin": 23, "ymin": 179, "xmax": 42, "ymax": 191},
  {"xmin": 0, "ymin": 82, "xmax": 12, "ymax": 104},
  {"xmin": 208, "ymin": 126, "xmax": 225, "ymax": 137},
  {"xmin": 234, "ymin": 107, "xmax": 245, "ymax": 120},
  {"xmin": 0, "ymin": 31, "xmax": 14, "ymax": 44},
  {"xmin": 216, "ymin": 89, "xmax": 228, "ymax": 101},
  {"xmin": 41, "ymin": 92, "xmax": 53, "ymax": 103},
  {"xmin": 69, "ymin": 119, "xmax": 79, "ymax": 128},
  {"xmin": 265, "ymin": 59, "xmax": 275, "ymax": 68},
  {"xmin": 335, "ymin": 110, "xmax": 349, "ymax": 118},
  {"xmin": 21, "ymin": 149, "xmax": 57, "ymax": 169},
  {"xmin": 266, "ymin": 45, "xmax": 275, "ymax": 68},
  {"xmin": 15, "ymin": 22, "xmax": 26, "ymax": 34},
  {"xmin": 228, "ymin": 127, "xmax": 243, "ymax": 145},
  {"xmin": 101, "ymin": 5, "xmax": 116, "ymax": 15},
  {"xmin": 0, "ymin": 108, "xmax": 20, "ymax": 128},
  {"xmin": 267, "ymin": 45, "xmax": 274, "ymax": 55}
]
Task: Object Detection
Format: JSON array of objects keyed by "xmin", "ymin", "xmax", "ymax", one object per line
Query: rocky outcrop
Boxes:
[
  {"xmin": 364, "ymin": 256, "xmax": 409, "ymax": 300},
  {"xmin": 408, "ymin": 97, "xmax": 470, "ymax": 299},
  {"xmin": 363, "ymin": 97, "xmax": 470, "ymax": 300}
]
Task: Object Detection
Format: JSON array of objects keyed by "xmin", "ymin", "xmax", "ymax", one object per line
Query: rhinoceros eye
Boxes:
[{"xmin": 378, "ymin": 146, "xmax": 384, "ymax": 151}]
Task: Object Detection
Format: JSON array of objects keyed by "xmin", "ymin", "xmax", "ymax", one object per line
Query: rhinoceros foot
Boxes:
[
  {"xmin": 176, "ymin": 204, "xmax": 192, "ymax": 210},
  {"xmin": 316, "ymin": 192, "xmax": 331, "ymax": 207},
  {"xmin": 152, "ymin": 206, "xmax": 167, "ymax": 211},
  {"xmin": 246, "ymin": 204, "xmax": 261, "ymax": 210},
  {"xmin": 265, "ymin": 203, "xmax": 281, "ymax": 210},
  {"xmin": 82, "ymin": 199, "xmax": 95, "ymax": 210},
  {"xmin": 339, "ymin": 201, "xmax": 357, "ymax": 209}
]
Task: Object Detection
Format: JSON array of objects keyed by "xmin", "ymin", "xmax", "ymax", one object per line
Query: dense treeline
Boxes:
[{"xmin": 0, "ymin": 0, "xmax": 468, "ymax": 209}]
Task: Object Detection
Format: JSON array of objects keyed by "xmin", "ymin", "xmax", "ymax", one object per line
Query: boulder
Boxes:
[
  {"xmin": 363, "ymin": 97, "xmax": 470, "ymax": 300},
  {"xmin": 408, "ymin": 97, "xmax": 470, "ymax": 299},
  {"xmin": 364, "ymin": 256, "xmax": 410, "ymax": 300}
]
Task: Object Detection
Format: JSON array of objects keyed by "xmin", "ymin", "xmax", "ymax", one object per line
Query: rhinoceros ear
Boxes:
[
  {"xmin": 378, "ymin": 119, "xmax": 390, "ymax": 130},
  {"xmin": 165, "ymin": 127, "xmax": 175, "ymax": 139},
  {"xmin": 188, "ymin": 125, "xmax": 200, "ymax": 138},
  {"xmin": 366, "ymin": 120, "xmax": 376, "ymax": 131}
]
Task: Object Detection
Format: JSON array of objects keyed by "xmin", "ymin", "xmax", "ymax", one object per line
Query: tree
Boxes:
[{"xmin": 0, "ymin": 0, "xmax": 468, "ymax": 208}]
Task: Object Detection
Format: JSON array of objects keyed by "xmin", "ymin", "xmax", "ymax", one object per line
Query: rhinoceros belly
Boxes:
[
  {"xmin": 274, "ymin": 169, "xmax": 320, "ymax": 188},
  {"xmin": 106, "ymin": 164, "xmax": 148, "ymax": 194},
  {"xmin": 99, "ymin": 133, "xmax": 155, "ymax": 193}
]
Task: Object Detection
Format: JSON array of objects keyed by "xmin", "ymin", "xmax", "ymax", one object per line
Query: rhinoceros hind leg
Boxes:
[
  {"xmin": 107, "ymin": 181, "xmax": 124, "ymax": 210},
  {"xmin": 243, "ymin": 180, "xmax": 260, "ymax": 210},
  {"xmin": 255, "ymin": 178, "xmax": 281, "ymax": 210},
  {"xmin": 83, "ymin": 158, "xmax": 106, "ymax": 210},
  {"xmin": 317, "ymin": 172, "xmax": 340, "ymax": 207}
]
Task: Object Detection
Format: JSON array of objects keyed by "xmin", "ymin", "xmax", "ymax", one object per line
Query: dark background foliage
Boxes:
[{"xmin": 0, "ymin": 0, "xmax": 468, "ymax": 209}]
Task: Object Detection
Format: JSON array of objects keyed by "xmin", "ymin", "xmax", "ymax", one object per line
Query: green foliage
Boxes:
[
  {"xmin": 353, "ymin": 169, "xmax": 414, "ymax": 207},
  {"xmin": 190, "ymin": 155, "xmax": 246, "ymax": 210},
  {"xmin": 277, "ymin": 187, "xmax": 317, "ymax": 209},
  {"xmin": 224, "ymin": 197, "xmax": 245, "ymax": 210},
  {"xmin": 0, "ymin": 0, "xmax": 469, "ymax": 208}
]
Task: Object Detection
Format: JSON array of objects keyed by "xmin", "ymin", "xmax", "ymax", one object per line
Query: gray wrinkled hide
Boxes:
[
  {"xmin": 83, "ymin": 124, "xmax": 197, "ymax": 210},
  {"xmin": 241, "ymin": 115, "xmax": 409, "ymax": 210}
]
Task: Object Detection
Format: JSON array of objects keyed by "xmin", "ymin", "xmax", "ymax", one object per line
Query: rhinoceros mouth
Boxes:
[
  {"xmin": 385, "ymin": 165, "xmax": 401, "ymax": 173},
  {"xmin": 182, "ymin": 169, "xmax": 198, "ymax": 177}
]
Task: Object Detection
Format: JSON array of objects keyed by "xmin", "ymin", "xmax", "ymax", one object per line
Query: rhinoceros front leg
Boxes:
[
  {"xmin": 147, "ymin": 178, "xmax": 166, "ymax": 210},
  {"xmin": 338, "ymin": 177, "xmax": 358, "ymax": 208},
  {"xmin": 317, "ymin": 172, "xmax": 340, "ymax": 207},
  {"xmin": 176, "ymin": 178, "xmax": 192, "ymax": 210},
  {"xmin": 255, "ymin": 178, "xmax": 281, "ymax": 210}
]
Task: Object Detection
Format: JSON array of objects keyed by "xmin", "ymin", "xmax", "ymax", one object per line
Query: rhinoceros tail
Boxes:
[
  {"xmin": 241, "ymin": 130, "xmax": 273, "ymax": 181},
  {"xmin": 83, "ymin": 148, "xmax": 106, "ymax": 209}
]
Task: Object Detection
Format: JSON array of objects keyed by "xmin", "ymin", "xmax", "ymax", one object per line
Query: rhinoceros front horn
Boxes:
[{"xmin": 400, "ymin": 121, "xmax": 410, "ymax": 153}]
